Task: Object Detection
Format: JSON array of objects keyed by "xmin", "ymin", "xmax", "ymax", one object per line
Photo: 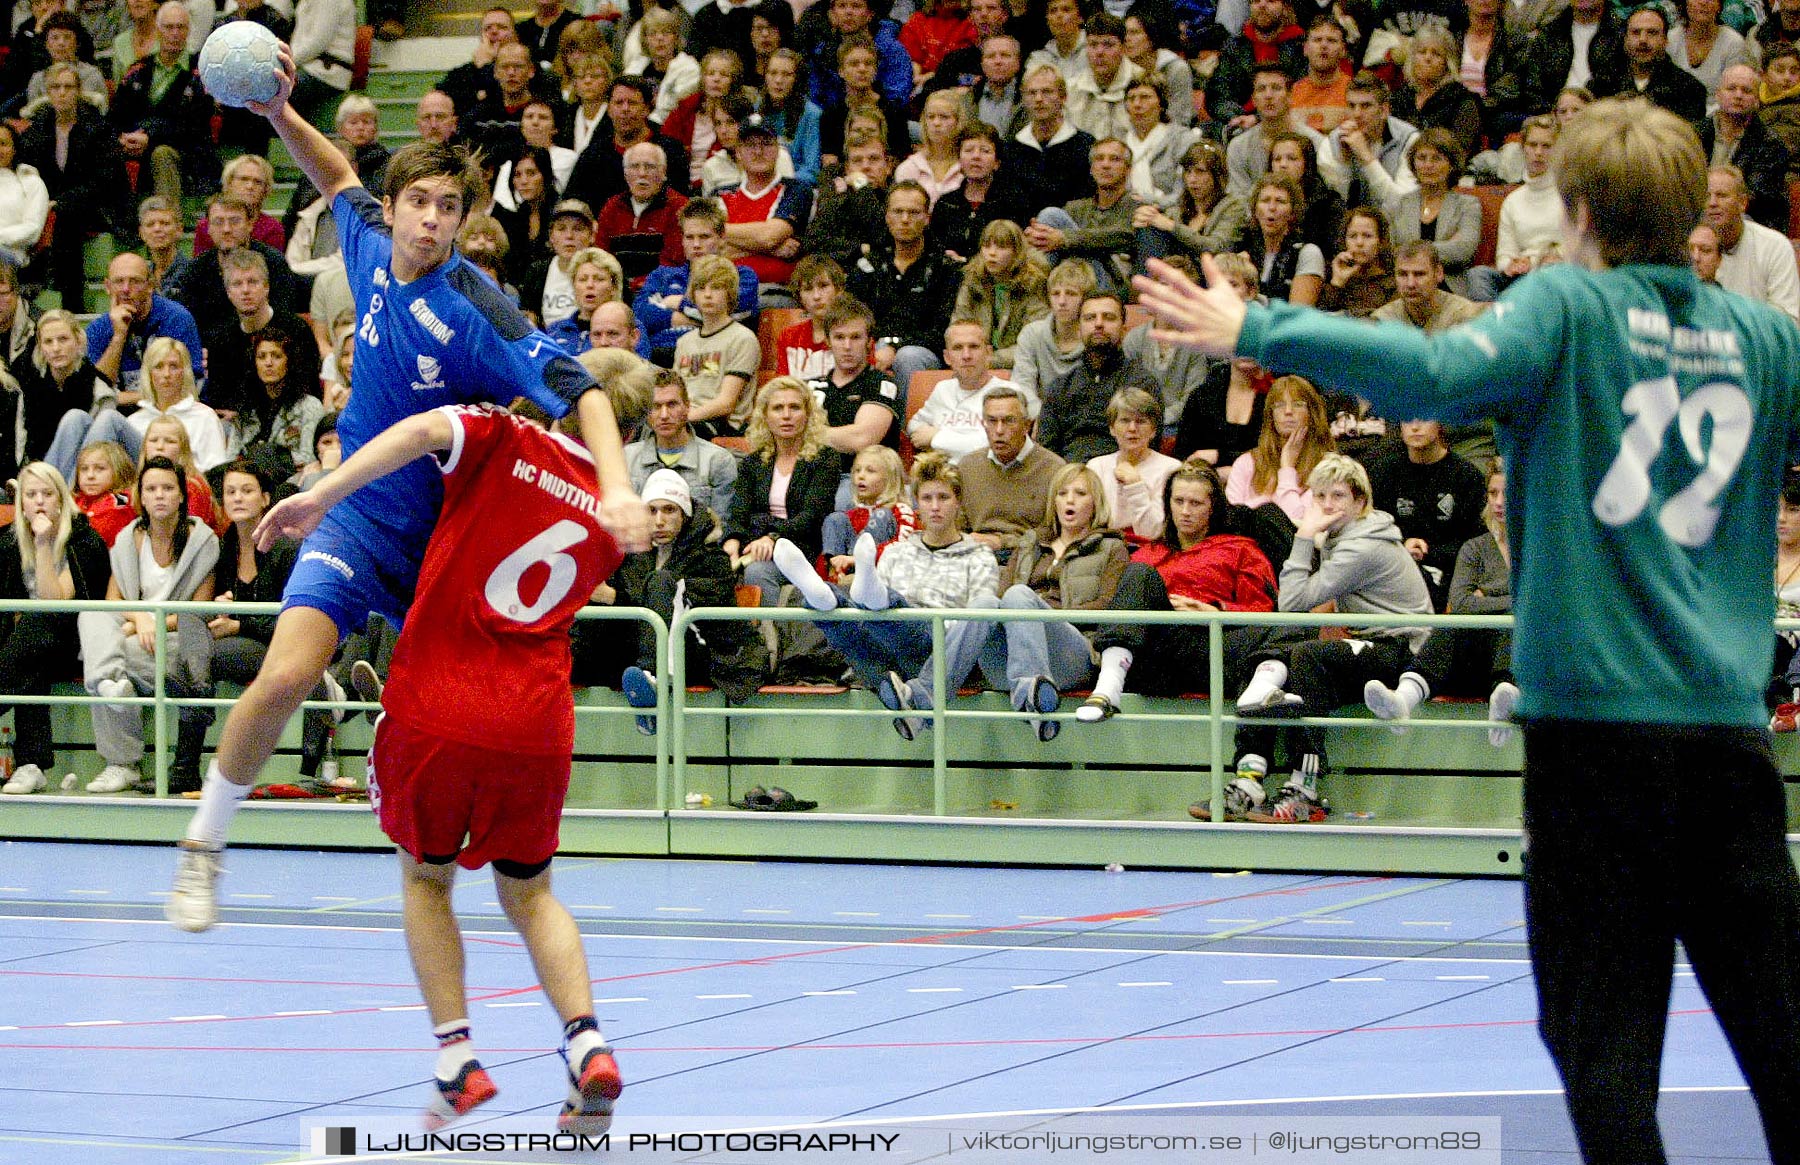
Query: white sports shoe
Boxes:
[
  {"xmin": 2, "ymin": 764, "xmax": 46, "ymax": 794},
  {"xmin": 320, "ymin": 670, "xmax": 347, "ymax": 724},
  {"xmin": 167, "ymin": 841, "xmax": 222, "ymax": 932},
  {"xmin": 86, "ymin": 764, "xmax": 139, "ymax": 793},
  {"xmin": 1488, "ymin": 682, "xmax": 1521, "ymax": 749}
]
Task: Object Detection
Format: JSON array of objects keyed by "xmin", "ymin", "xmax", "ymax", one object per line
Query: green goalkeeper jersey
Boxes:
[{"xmin": 1239, "ymin": 262, "xmax": 1800, "ymax": 727}]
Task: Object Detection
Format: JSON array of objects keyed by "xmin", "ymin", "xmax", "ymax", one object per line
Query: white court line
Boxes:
[
  {"xmin": 0, "ymin": 887, "xmax": 27, "ymax": 892},
  {"xmin": 655, "ymin": 906, "xmax": 704, "ymax": 913},
  {"xmin": 0, "ymin": 914, "xmax": 1538, "ymax": 963},
  {"xmin": 569, "ymin": 904, "xmax": 616, "ymax": 910},
  {"xmin": 378, "ymin": 1005, "xmax": 424, "ymax": 1012},
  {"xmin": 696, "ymin": 994, "xmax": 753, "ymax": 1000},
  {"xmin": 66, "ymin": 1019, "xmax": 122, "ymax": 1026},
  {"xmin": 66, "ymin": 890, "xmax": 109, "ymax": 895},
  {"xmin": 0, "ymin": 1026, "xmax": 14, "ymax": 1031}
]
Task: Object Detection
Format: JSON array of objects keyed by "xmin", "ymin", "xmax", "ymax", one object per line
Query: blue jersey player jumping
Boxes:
[{"xmin": 168, "ymin": 46, "xmax": 650, "ymax": 933}]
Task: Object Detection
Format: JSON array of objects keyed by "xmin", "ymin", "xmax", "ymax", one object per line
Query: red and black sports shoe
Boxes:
[
  {"xmin": 1246, "ymin": 785, "xmax": 1330, "ymax": 824},
  {"xmin": 558, "ymin": 1047, "xmax": 623, "ymax": 1135},
  {"xmin": 423, "ymin": 1061, "xmax": 497, "ymax": 1131}
]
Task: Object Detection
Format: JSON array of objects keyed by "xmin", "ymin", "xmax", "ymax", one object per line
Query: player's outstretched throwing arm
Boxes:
[
  {"xmin": 1133, "ymin": 255, "xmax": 1563, "ymax": 425},
  {"xmin": 258, "ymin": 412, "xmax": 460, "ymax": 549},
  {"xmin": 245, "ymin": 46, "xmax": 359, "ymax": 207}
]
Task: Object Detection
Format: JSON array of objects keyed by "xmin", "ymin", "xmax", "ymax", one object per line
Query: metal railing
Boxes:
[
  {"xmin": 0, "ymin": 599, "xmax": 668, "ymax": 805},
  {"xmin": 669, "ymin": 605, "xmax": 1528, "ymax": 819}
]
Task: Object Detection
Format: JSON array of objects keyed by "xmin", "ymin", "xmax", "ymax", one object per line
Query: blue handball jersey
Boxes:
[
  {"xmin": 333, "ymin": 187, "xmax": 594, "ymax": 561},
  {"xmin": 1240, "ymin": 264, "xmax": 1800, "ymax": 728}
]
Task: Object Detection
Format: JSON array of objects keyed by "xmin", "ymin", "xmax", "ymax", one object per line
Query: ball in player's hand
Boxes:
[{"xmin": 197, "ymin": 22, "xmax": 283, "ymax": 109}]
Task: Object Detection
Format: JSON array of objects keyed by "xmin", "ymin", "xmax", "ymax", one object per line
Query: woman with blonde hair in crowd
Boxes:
[
  {"xmin": 724, "ymin": 377, "xmax": 840, "ymax": 605},
  {"xmin": 0, "ymin": 461, "xmax": 111, "ymax": 794},
  {"xmin": 548, "ymin": 248, "xmax": 629, "ymax": 355},
  {"xmin": 771, "ymin": 450, "xmax": 999, "ymax": 741},
  {"xmin": 894, "ymin": 89, "xmax": 970, "ymax": 208},
  {"xmin": 952, "ymin": 220, "xmax": 1050, "ymax": 369},
  {"xmin": 6, "ymin": 308, "xmax": 116, "ymax": 482},
  {"xmin": 625, "ymin": 8, "xmax": 699, "ymax": 124},
  {"xmin": 1224, "ymin": 375, "xmax": 1335, "ymax": 523},
  {"xmin": 1393, "ymin": 25, "xmax": 1483, "ymax": 162},
  {"xmin": 980, "ymin": 462, "xmax": 1130, "ymax": 740},
  {"xmin": 125, "ymin": 337, "xmax": 230, "ymax": 473}
]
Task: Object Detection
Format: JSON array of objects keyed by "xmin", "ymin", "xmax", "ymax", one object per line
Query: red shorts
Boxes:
[{"xmin": 368, "ymin": 715, "xmax": 572, "ymax": 872}]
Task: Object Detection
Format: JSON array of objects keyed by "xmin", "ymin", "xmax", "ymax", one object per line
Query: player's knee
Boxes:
[{"xmin": 249, "ymin": 655, "xmax": 331, "ymax": 708}]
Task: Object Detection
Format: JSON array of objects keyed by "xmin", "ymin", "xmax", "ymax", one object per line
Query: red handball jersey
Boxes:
[{"xmin": 381, "ymin": 405, "xmax": 623, "ymax": 756}]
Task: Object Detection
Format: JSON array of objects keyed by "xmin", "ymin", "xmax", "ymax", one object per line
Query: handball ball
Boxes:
[{"xmin": 198, "ymin": 22, "xmax": 283, "ymax": 109}]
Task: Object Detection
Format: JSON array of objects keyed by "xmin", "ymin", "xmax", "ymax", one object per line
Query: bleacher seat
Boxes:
[
  {"xmin": 902, "ymin": 368, "xmax": 953, "ymax": 465},
  {"xmin": 1468, "ymin": 184, "xmax": 1517, "ymax": 269},
  {"xmin": 757, "ymin": 307, "xmax": 802, "ymax": 372}
]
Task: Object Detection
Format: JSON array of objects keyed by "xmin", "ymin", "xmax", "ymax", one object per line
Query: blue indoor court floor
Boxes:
[{"xmin": 0, "ymin": 841, "xmax": 1773, "ymax": 1164}]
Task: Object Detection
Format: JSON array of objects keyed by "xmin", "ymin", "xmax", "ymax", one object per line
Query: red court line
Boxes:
[{"xmin": 0, "ymin": 1007, "xmax": 1723, "ymax": 1055}]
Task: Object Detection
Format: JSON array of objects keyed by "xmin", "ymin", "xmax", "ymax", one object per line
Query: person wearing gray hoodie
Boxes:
[{"xmin": 1195, "ymin": 451, "xmax": 1433, "ymax": 824}]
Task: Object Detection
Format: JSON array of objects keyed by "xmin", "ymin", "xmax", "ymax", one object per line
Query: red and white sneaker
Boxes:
[
  {"xmin": 558, "ymin": 1046, "xmax": 622, "ymax": 1135},
  {"xmin": 423, "ymin": 1061, "xmax": 497, "ymax": 1131}
]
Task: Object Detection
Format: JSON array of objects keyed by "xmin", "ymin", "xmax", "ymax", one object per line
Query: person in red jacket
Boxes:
[
  {"xmin": 1076, "ymin": 459, "xmax": 1276, "ymax": 721},
  {"xmin": 593, "ymin": 140, "xmax": 690, "ymax": 290}
]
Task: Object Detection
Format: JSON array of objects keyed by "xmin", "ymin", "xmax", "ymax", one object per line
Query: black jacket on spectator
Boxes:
[
  {"xmin": 1699, "ymin": 116, "xmax": 1791, "ymax": 232},
  {"xmin": 1394, "ymin": 81, "xmax": 1484, "ymax": 159},
  {"xmin": 203, "ymin": 308, "xmax": 320, "ymax": 415},
  {"xmin": 439, "ymin": 60, "xmax": 497, "ymax": 116},
  {"xmin": 607, "ymin": 505, "xmax": 764, "ymax": 701},
  {"xmin": 819, "ymin": 97, "xmax": 914, "ymax": 164},
  {"xmin": 1001, "ymin": 126, "xmax": 1097, "ymax": 214},
  {"xmin": 18, "ymin": 103, "xmax": 129, "ymax": 236},
  {"xmin": 516, "ymin": 9, "xmax": 583, "ymax": 67},
  {"xmin": 1037, "ymin": 349, "xmax": 1164, "ymax": 465},
  {"xmin": 688, "ymin": 0, "xmax": 794, "ymax": 83},
  {"xmin": 1174, "ymin": 361, "xmax": 1263, "ymax": 466},
  {"xmin": 211, "ymin": 532, "xmax": 299, "ymax": 644},
  {"xmin": 928, "ymin": 177, "xmax": 1035, "ymax": 260},
  {"xmin": 165, "ymin": 244, "xmax": 300, "ymax": 349},
  {"xmin": 846, "ymin": 240, "xmax": 964, "ymax": 353},
  {"xmin": 3, "ymin": 356, "xmax": 112, "ymax": 480},
  {"xmin": 1365, "ymin": 443, "xmax": 1487, "ymax": 610},
  {"xmin": 725, "ymin": 448, "xmax": 839, "ymax": 557},
  {"xmin": 1204, "ymin": 23, "xmax": 1307, "ymax": 126},
  {"xmin": 1590, "ymin": 56, "xmax": 1707, "ymax": 124},
  {"xmin": 110, "ymin": 53, "xmax": 220, "ymax": 193},
  {"xmin": 0, "ymin": 516, "xmax": 110, "ymax": 770},
  {"xmin": 804, "ymin": 180, "xmax": 888, "ymax": 269},
  {"xmin": 461, "ymin": 87, "xmax": 569, "ymax": 169},
  {"xmin": 563, "ymin": 126, "xmax": 690, "ymax": 223},
  {"xmin": 1521, "ymin": 7, "xmax": 1625, "ymax": 113},
  {"xmin": 1475, "ymin": 26, "xmax": 1533, "ymax": 137}
]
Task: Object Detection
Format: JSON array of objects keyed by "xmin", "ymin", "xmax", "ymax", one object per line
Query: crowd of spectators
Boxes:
[{"xmin": 3, "ymin": 0, "xmax": 1800, "ymax": 814}]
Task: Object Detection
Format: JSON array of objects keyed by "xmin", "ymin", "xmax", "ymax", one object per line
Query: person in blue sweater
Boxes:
[
  {"xmin": 631, "ymin": 198, "xmax": 759, "ymax": 359},
  {"xmin": 1134, "ymin": 97, "xmax": 1800, "ymax": 1165}
]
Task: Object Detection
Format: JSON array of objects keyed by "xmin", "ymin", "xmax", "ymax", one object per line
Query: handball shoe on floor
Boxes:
[
  {"xmin": 166, "ymin": 841, "xmax": 222, "ymax": 932},
  {"xmin": 1247, "ymin": 784, "xmax": 1330, "ymax": 824},
  {"xmin": 424, "ymin": 1060, "xmax": 497, "ymax": 1131},
  {"xmin": 558, "ymin": 1046, "xmax": 622, "ymax": 1135}
]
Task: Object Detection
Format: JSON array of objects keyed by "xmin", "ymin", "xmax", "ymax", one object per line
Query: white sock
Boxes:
[
  {"xmin": 1393, "ymin": 671, "xmax": 1430, "ymax": 717},
  {"xmin": 772, "ymin": 538, "xmax": 835, "ymax": 609},
  {"xmin": 434, "ymin": 1020, "xmax": 476, "ymax": 1080},
  {"xmin": 564, "ymin": 1024, "xmax": 607, "ymax": 1071},
  {"xmin": 1093, "ymin": 647, "xmax": 1133, "ymax": 705},
  {"xmin": 847, "ymin": 532, "xmax": 889, "ymax": 609},
  {"xmin": 184, "ymin": 762, "xmax": 252, "ymax": 849},
  {"xmin": 1236, "ymin": 660, "xmax": 1289, "ymax": 709}
]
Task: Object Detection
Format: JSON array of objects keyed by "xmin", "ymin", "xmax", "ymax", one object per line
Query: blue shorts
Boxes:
[{"xmin": 281, "ymin": 515, "xmax": 425, "ymax": 640}]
